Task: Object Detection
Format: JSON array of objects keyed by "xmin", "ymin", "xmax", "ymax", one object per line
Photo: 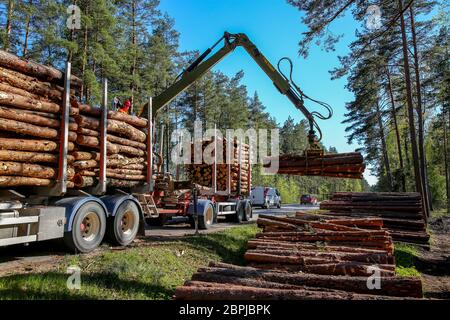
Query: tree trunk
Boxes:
[
  {"xmin": 386, "ymin": 67, "xmax": 406, "ymax": 191},
  {"xmin": 376, "ymin": 101, "xmax": 393, "ymax": 190},
  {"xmin": 0, "ymin": 176, "xmax": 52, "ymax": 187},
  {"xmin": 0, "ymin": 106, "xmax": 61, "ymax": 128},
  {"xmin": 130, "ymin": 0, "xmax": 137, "ymax": 106},
  {"xmin": 22, "ymin": 0, "xmax": 33, "ymax": 57},
  {"xmin": 409, "ymin": 5, "xmax": 432, "ymax": 214},
  {"xmin": 444, "ymin": 110, "xmax": 450, "ymax": 212},
  {"xmin": 398, "ymin": 0, "xmax": 427, "ymax": 219},
  {"xmin": 80, "ymin": 3, "xmax": 89, "ymax": 101},
  {"xmin": 4, "ymin": 0, "xmax": 14, "ymax": 51},
  {"xmin": 0, "ymin": 90, "xmax": 60, "ymax": 113},
  {"xmin": 0, "ymin": 161, "xmax": 56, "ymax": 178},
  {"xmin": 0, "ymin": 117, "xmax": 58, "ymax": 139}
]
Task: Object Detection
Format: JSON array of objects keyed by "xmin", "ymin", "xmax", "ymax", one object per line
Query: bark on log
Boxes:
[
  {"xmin": 107, "ymin": 134, "xmax": 146, "ymax": 150},
  {"xmin": 195, "ymin": 266, "xmax": 423, "ymax": 297},
  {"xmin": 76, "ymin": 135, "xmax": 119, "ymax": 154},
  {"xmin": 174, "ymin": 282, "xmax": 406, "ymax": 300},
  {"xmin": 72, "ymin": 151, "xmax": 99, "ymax": 161},
  {"xmin": 108, "ymin": 110, "xmax": 147, "ymax": 128},
  {"xmin": 0, "ymin": 150, "xmax": 58, "ymax": 163},
  {"xmin": 77, "ymin": 170, "xmax": 96, "ymax": 177},
  {"xmin": 106, "ymin": 157, "xmax": 146, "ymax": 168},
  {"xmin": 78, "ymin": 104, "xmax": 101, "ymax": 116},
  {"xmin": 0, "ymin": 66, "xmax": 63, "ymax": 101},
  {"xmin": 77, "ymin": 127, "xmax": 99, "ymax": 137},
  {"xmin": 73, "ymin": 160, "xmax": 98, "ymax": 169},
  {"xmin": 0, "ymin": 82, "xmax": 49, "ymax": 101},
  {"xmin": 0, "ymin": 161, "xmax": 56, "ymax": 178},
  {"xmin": 107, "ymin": 119, "xmax": 146, "ymax": 142},
  {"xmin": 0, "ymin": 90, "xmax": 60, "ymax": 113},
  {"xmin": 106, "ymin": 171, "xmax": 145, "ymax": 181},
  {"xmin": 73, "ymin": 174, "xmax": 94, "ymax": 188},
  {"xmin": 0, "ymin": 175, "xmax": 52, "ymax": 186},
  {"xmin": 0, "ymin": 106, "xmax": 61, "ymax": 128},
  {"xmin": 104, "ymin": 168, "xmax": 144, "ymax": 175},
  {"xmin": 0, "ymin": 49, "xmax": 82, "ymax": 86},
  {"xmin": 0, "ymin": 138, "xmax": 61, "ymax": 152},
  {"xmin": 0, "ymin": 117, "xmax": 58, "ymax": 139},
  {"xmin": 107, "ymin": 178, "xmax": 142, "ymax": 188}
]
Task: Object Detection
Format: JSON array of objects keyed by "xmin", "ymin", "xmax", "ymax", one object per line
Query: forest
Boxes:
[{"xmin": 0, "ymin": 0, "xmax": 448, "ymax": 209}]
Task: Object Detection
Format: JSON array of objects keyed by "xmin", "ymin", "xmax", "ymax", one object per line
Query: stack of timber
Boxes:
[
  {"xmin": 72, "ymin": 104, "xmax": 148, "ymax": 189},
  {"xmin": 263, "ymin": 152, "xmax": 365, "ymax": 179},
  {"xmin": 185, "ymin": 138, "xmax": 250, "ymax": 194},
  {"xmin": 0, "ymin": 50, "xmax": 80, "ymax": 188},
  {"xmin": 320, "ymin": 192, "xmax": 429, "ymax": 246},
  {"xmin": 174, "ymin": 214, "xmax": 423, "ymax": 300}
]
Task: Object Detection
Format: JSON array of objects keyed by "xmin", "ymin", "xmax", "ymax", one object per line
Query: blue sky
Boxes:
[{"xmin": 158, "ymin": 0, "xmax": 376, "ymax": 185}]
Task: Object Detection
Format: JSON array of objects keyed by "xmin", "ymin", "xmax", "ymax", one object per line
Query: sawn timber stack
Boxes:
[
  {"xmin": 320, "ymin": 192, "xmax": 430, "ymax": 246},
  {"xmin": 174, "ymin": 213, "xmax": 423, "ymax": 300}
]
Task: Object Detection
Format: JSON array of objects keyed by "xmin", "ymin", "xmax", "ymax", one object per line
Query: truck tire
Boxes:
[
  {"xmin": 198, "ymin": 203, "xmax": 215, "ymax": 230},
  {"xmin": 107, "ymin": 200, "xmax": 140, "ymax": 246},
  {"xmin": 64, "ymin": 201, "xmax": 106, "ymax": 253},
  {"xmin": 242, "ymin": 201, "xmax": 252, "ymax": 221}
]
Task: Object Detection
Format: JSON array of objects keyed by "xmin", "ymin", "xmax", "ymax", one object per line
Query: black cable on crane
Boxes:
[{"xmin": 277, "ymin": 57, "xmax": 333, "ymax": 143}]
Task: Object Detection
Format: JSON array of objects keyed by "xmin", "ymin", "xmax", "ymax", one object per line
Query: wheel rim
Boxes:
[
  {"xmin": 120, "ymin": 209, "xmax": 136, "ymax": 236},
  {"xmin": 80, "ymin": 212, "xmax": 100, "ymax": 242},
  {"xmin": 205, "ymin": 206, "xmax": 214, "ymax": 225}
]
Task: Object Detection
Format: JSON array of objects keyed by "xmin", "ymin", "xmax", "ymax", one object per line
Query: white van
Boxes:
[{"xmin": 250, "ymin": 187, "xmax": 282, "ymax": 209}]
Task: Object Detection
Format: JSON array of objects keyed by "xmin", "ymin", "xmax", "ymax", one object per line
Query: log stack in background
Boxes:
[
  {"xmin": 72, "ymin": 104, "xmax": 148, "ymax": 189},
  {"xmin": 0, "ymin": 50, "xmax": 80, "ymax": 188},
  {"xmin": 185, "ymin": 138, "xmax": 250, "ymax": 194},
  {"xmin": 263, "ymin": 152, "xmax": 365, "ymax": 179},
  {"xmin": 174, "ymin": 213, "xmax": 424, "ymax": 300},
  {"xmin": 320, "ymin": 192, "xmax": 430, "ymax": 246}
]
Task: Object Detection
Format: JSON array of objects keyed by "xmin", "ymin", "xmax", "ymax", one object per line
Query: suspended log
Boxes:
[
  {"xmin": 0, "ymin": 49, "xmax": 82, "ymax": 86},
  {"xmin": 107, "ymin": 134, "xmax": 146, "ymax": 150},
  {"xmin": 0, "ymin": 161, "xmax": 56, "ymax": 179},
  {"xmin": 73, "ymin": 174, "xmax": 94, "ymax": 188},
  {"xmin": 195, "ymin": 266, "xmax": 423, "ymax": 298},
  {"xmin": 0, "ymin": 90, "xmax": 60, "ymax": 113},
  {"xmin": 0, "ymin": 117, "xmax": 58, "ymax": 139},
  {"xmin": 0, "ymin": 150, "xmax": 58, "ymax": 163},
  {"xmin": 0, "ymin": 66, "xmax": 63, "ymax": 101}
]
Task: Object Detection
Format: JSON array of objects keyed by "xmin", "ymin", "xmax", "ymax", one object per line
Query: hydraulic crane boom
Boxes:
[{"xmin": 141, "ymin": 32, "xmax": 332, "ymax": 152}]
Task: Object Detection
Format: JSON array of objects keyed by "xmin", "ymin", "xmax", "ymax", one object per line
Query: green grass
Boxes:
[
  {"xmin": 394, "ymin": 243, "xmax": 421, "ymax": 277},
  {"xmin": 0, "ymin": 224, "xmax": 259, "ymax": 300}
]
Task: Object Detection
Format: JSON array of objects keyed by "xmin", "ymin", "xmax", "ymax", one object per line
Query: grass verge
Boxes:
[
  {"xmin": 0, "ymin": 224, "xmax": 259, "ymax": 300},
  {"xmin": 394, "ymin": 243, "xmax": 421, "ymax": 277}
]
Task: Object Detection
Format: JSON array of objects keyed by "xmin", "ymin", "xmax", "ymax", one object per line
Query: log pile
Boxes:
[
  {"xmin": 263, "ymin": 152, "xmax": 365, "ymax": 179},
  {"xmin": 0, "ymin": 50, "xmax": 80, "ymax": 188},
  {"xmin": 71, "ymin": 105, "xmax": 148, "ymax": 189},
  {"xmin": 320, "ymin": 192, "xmax": 430, "ymax": 246},
  {"xmin": 185, "ymin": 138, "xmax": 250, "ymax": 194},
  {"xmin": 174, "ymin": 213, "xmax": 424, "ymax": 300}
]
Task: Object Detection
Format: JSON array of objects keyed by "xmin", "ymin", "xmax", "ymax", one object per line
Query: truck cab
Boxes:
[{"xmin": 250, "ymin": 187, "xmax": 281, "ymax": 209}]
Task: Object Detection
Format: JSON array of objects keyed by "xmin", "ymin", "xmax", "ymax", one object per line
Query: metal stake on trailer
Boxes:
[
  {"xmin": 37, "ymin": 61, "xmax": 71, "ymax": 196},
  {"xmin": 90, "ymin": 78, "xmax": 108, "ymax": 195}
]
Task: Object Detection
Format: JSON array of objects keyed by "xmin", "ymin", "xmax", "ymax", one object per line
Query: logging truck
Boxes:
[{"xmin": 0, "ymin": 31, "xmax": 332, "ymax": 253}]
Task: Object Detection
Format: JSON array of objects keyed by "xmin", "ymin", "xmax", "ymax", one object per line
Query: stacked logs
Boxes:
[
  {"xmin": 174, "ymin": 213, "xmax": 424, "ymax": 300},
  {"xmin": 263, "ymin": 152, "xmax": 365, "ymax": 179},
  {"xmin": 320, "ymin": 192, "xmax": 430, "ymax": 246},
  {"xmin": 185, "ymin": 138, "xmax": 250, "ymax": 194},
  {"xmin": 0, "ymin": 50, "xmax": 80, "ymax": 188},
  {"xmin": 72, "ymin": 104, "xmax": 148, "ymax": 189}
]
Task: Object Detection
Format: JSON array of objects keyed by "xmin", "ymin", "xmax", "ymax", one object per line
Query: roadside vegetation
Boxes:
[{"xmin": 0, "ymin": 225, "xmax": 259, "ymax": 300}]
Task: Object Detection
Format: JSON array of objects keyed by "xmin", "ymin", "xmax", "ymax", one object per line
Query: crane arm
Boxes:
[{"xmin": 141, "ymin": 32, "xmax": 332, "ymax": 150}]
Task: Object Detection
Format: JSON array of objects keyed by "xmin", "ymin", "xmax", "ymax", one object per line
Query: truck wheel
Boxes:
[
  {"xmin": 242, "ymin": 201, "xmax": 252, "ymax": 221},
  {"xmin": 198, "ymin": 203, "xmax": 215, "ymax": 230},
  {"xmin": 107, "ymin": 200, "xmax": 140, "ymax": 246},
  {"xmin": 64, "ymin": 201, "xmax": 106, "ymax": 253}
]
